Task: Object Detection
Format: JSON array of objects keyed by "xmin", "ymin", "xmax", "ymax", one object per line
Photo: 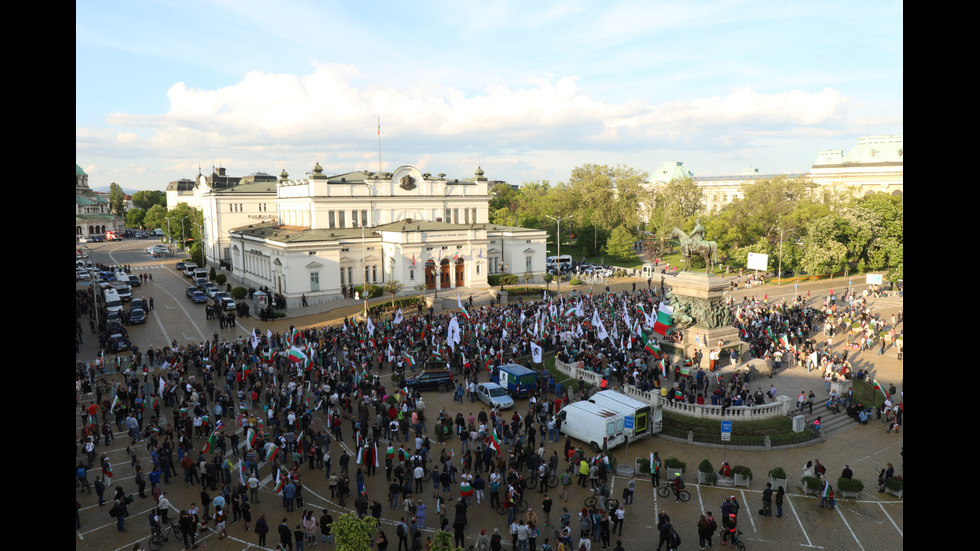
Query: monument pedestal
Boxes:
[{"xmin": 664, "ymin": 271, "xmax": 745, "ymax": 362}]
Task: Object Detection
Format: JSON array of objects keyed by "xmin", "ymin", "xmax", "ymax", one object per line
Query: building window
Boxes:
[
  {"xmin": 339, "ymin": 268, "xmax": 345, "ymax": 285},
  {"xmin": 372, "ymin": 265, "xmax": 377, "ymax": 282},
  {"xmin": 361, "ymin": 210, "xmax": 368, "ymax": 227},
  {"xmin": 409, "ymin": 269, "xmax": 415, "ymax": 281},
  {"xmin": 526, "ymin": 256, "xmax": 532, "ymax": 273},
  {"xmin": 453, "ymin": 208, "xmax": 459, "ymax": 224},
  {"xmin": 339, "ymin": 211, "xmax": 346, "ymax": 228},
  {"xmin": 464, "ymin": 209, "xmax": 470, "ymax": 224},
  {"xmin": 351, "ymin": 210, "xmax": 358, "ymax": 227},
  {"xmin": 329, "ymin": 211, "xmax": 336, "ymax": 229},
  {"xmin": 311, "ymin": 271, "xmax": 320, "ymax": 291}
]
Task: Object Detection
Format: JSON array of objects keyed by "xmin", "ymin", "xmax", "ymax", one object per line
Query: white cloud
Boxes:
[{"xmin": 83, "ymin": 64, "xmax": 853, "ymax": 189}]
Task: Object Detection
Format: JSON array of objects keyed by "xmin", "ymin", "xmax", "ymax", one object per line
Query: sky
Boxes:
[{"xmin": 76, "ymin": 0, "xmax": 903, "ymax": 192}]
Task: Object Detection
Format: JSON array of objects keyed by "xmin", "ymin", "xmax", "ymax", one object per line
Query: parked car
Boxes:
[
  {"xmin": 129, "ymin": 308, "xmax": 146, "ymax": 324},
  {"xmin": 475, "ymin": 382, "xmax": 515, "ymax": 409},
  {"xmin": 131, "ymin": 298, "xmax": 146, "ymax": 312},
  {"xmin": 186, "ymin": 286, "xmax": 207, "ymax": 303},
  {"xmin": 402, "ymin": 369, "xmax": 456, "ymax": 392}
]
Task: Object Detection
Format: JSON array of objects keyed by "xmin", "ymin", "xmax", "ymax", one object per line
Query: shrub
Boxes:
[
  {"xmin": 837, "ymin": 477, "xmax": 864, "ymax": 493},
  {"xmin": 768, "ymin": 467, "xmax": 787, "ymax": 480},
  {"xmin": 733, "ymin": 465, "xmax": 752, "ymax": 479},
  {"xmin": 884, "ymin": 476, "xmax": 903, "ymax": 491},
  {"xmin": 231, "ymin": 286, "xmax": 249, "ymax": 299},
  {"xmin": 801, "ymin": 475, "xmax": 822, "ymax": 490},
  {"xmin": 665, "ymin": 458, "xmax": 686, "ymax": 472},
  {"xmin": 352, "ymin": 285, "xmax": 383, "ymax": 298},
  {"xmin": 568, "ymin": 278, "xmax": 583, "ymax": 285},
  {"xmin": 214, "ymin": 274, "xmax": 227, "ymax": 285},
  {"xmin": 698, "ymin": 459, "xmax": 714, "ymax": 473}
]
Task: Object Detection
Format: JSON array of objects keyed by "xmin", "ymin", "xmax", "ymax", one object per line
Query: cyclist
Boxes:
[
  {"xmin": 148, "ymin": 509, "xmax": 162, "ymax": 537},
  {"xmin": 725, "ymin": 513, "xmax": 738, "ymax": 548},
  {"xmin": 671, "ymin": 475, "xmax": 684, "ymax": 503}
]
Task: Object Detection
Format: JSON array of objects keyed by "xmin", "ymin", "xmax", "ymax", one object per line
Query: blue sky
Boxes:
[{"xmin": 76, "ymin": 0, "xmax": 903, "ymax": 191}]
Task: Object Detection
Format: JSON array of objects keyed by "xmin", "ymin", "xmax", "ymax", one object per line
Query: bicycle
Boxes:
[
  {"xmin": 525, "ymin": 473, "xmax": 559, "ymax": 490},
  {"xmin": 495, "ymin": 496, "xmax": 529, "ymax": 515},
  {"xmin": 656, "ymin": 482, "xmax": 690, "ymax": 502},
  {"xmin": 730, "ymin": 529, "xmax": 746, "ymax": 551},
  {"xmin": 584, "ymin": 488, "xmax": 619, "ymax": 511},
  {"xmin": 147, "ymin": 522, "xmax": 183, "ymax": 551}
]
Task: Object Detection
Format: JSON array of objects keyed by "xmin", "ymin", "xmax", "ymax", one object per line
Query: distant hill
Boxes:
[{"xmin": 91, "ymin": 186, "xmax": 142, "ymax": 196}]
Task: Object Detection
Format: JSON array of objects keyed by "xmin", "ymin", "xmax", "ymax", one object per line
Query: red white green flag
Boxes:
[
  {"xmin": 653, "ymin": 303, "xmax": 673, "ymax": 336},
  {"xmin": 873, "ymin": 380, "xmax": 890, "ymax": 399}
]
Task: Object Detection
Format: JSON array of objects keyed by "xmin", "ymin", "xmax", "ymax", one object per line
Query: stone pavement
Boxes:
[{"xmin": 76, "ymin": 274, "xmax": 903, "ymax": 551}]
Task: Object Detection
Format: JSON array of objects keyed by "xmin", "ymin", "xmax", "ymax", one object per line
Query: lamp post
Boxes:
[
  {"xmin": 777, "ymin": 227, "xmax": 783, "ymax": 286},
  {"xmin": 361, "ymin": 225, "xmax": 369, "ymax": 317},
  {"xmin": 546, "ymin": 214, "xmax": 572, "ymax": 297}
]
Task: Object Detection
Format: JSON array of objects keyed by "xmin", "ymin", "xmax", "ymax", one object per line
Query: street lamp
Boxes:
[
  {"xmin": 546, "ymin": 214, "xmax": 572, "ymax": 297},
  {"xmin": 777, "ymin": 227, "xmax": 783, "ymax": 286}
]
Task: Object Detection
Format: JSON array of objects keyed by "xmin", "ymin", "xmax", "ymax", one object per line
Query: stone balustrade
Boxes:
[{"xmin": 554, "ymin": 358, "xmax": 790, "ymax": 421}]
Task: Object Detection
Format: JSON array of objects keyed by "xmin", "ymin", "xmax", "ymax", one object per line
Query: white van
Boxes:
[
  {"xmin": 557, "ymin": 401, "xmax": 628, "ymax": 452},
  {"xmin": 103, "ymin": 288, "xmax": 123, "ymax": 314},
  {"xmin": 546, "ymin": 255, "xmax": 572, "ymax": 268},
  {"xmin": 588, "ymin": 390, "xmax": 662, "ymax": 439}
]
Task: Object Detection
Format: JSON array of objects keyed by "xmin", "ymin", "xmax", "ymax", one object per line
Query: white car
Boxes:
[{"xmin": 476, "ymin": 382, "xmax": 515, "ymax": 409}]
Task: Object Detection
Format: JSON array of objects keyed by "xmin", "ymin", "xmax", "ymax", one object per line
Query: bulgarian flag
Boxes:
[
  {"xmin": 457, "ymin": 294, "xmax": 470, "ymax": 320},
  {"xmin": 273, "ymin": 469, "xmax": 285, "ymax": 493},
  {"xmin": 459, "ymin": 479, "xmax": 473, "ymax": 497},
  {"xmin": 402, "ymin": 353, "xmax": 415, "ymax": 368},
  {"xmin": 246, "ymin": 428, "xmax": 257, "ymax": 450},
  {"xmin": 660, "ymin": 357, "xmax": 668, "ymax": 379},
  {"xmin": 287, "ymin": 345, "xmax": 308, "ymax": 364},
  {"xmin": 484, "ymin": 357, "xmax": 494, "ymax": 373},
  {"xmin": 266, "ymin": 444, "xmax": 280, "ymax": 462},
  {"xmin": 238, "ymin": 458, "xmax": 248, "ymax": 486},
  {"xmin": 873, "ymin": 380, "xmax": 890, "ymax": 399},
  {"xmin": 643, "ymin": 334, "xmax": 661, "ymax": 357},
  {"xmin": 262, "ymin": 347, "xmax": 275, "ymax": 364},
  {"xmin": 487, "ymin": 430, "xmax": 502, "ymax": 456},
  {"xmin": 653, "ymin": 303, "xmax": 673, "ymax": 336},
  {"xmin": 202, "ymin": 431, "xmax": 216, "ymax": 454}
]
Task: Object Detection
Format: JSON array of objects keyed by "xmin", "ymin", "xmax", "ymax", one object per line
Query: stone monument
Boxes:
[{"xmin": 661, "ymin": 226, "xmax": 745, "ymax": 363}]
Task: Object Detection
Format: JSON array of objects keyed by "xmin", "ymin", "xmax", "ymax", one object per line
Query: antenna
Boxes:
[{"xmin": 378, "ymin": 115, "xmax": 382, "ymax": 174}]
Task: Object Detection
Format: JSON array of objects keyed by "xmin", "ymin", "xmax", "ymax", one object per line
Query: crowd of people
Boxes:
[{"xmin": 76, "ymin": 272, "xmax": 902, "ymax": 550}]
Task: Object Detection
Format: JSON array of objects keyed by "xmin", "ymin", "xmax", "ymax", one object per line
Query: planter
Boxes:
[
  {"xmin": 769, "ymin": 477, "xmax": 788, "ymax": 491},
  {"xmin": 734, "ymin": 474, "xmax": 751, "ymax": 488},
  {"xmin": 698, "ymin": 471, "xmax": 717, "ymax": 485},
  {"xmin": 839, "ymin": 489, "xmax": 860, "ymax": 499},
  {"xmin": 836, "ymin": 477, "xmax": 863, "ymax": 499},
  {"xmin": 800, "ymin": 477, "xmax": 821, "ymax": 495}
]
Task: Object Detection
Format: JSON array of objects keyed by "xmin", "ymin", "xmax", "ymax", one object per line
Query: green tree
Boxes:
[
  {"xmin": 603, "ymin": 225, "xmax": 636, "ymax": 260},
  {"xmin": 131, "ymin": 190, "xmax": 166, "ymax": 211},
  {"xmin": 329, "ymin": 512, "xmax": 379, "ymax": 551},
  {"xmin": 125, "ymin": 207, "xmax": 146, "ymax": 229},
  {"xmin": 647, "ymin": 177, "xmax": 704, "ymax": 253},
  {"xmin": 143, "ymin": 204, "xmax": 169, "ymax": 232},
  {"xmin": 108, "ymin": 182, "xmax": 127, "ymax": 216}
]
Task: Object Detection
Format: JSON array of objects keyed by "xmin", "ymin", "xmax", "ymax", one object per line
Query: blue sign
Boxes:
[
  {"xmin": 624, "ymin": 416, "xmax": 635, "ymax": 430},
  {"xmin": 720, "ymin": 420, "xmax": 732, "ymax": 433}
]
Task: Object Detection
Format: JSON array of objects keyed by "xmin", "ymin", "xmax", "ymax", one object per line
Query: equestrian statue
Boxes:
[{"xmin": 670, "ymin": 220, "xmax": 717, "ymax": 274}]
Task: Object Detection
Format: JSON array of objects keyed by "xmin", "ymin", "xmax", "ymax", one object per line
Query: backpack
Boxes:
[
  {"xmin": 677, "ymin": 479, "xmax": 685, "ymax": 489},
  {"xmin": 396, "ymin": 523, "xmax": 406, "ymax": 537}
]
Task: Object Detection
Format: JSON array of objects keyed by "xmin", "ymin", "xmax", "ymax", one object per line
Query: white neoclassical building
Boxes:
[
  {"xmin": 185, "ymin": 162, "xmax": 545, "ymax": 307},
  {"xmin": 807, "ymin": 134, "xmax": 903, "ymax": 196}
]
